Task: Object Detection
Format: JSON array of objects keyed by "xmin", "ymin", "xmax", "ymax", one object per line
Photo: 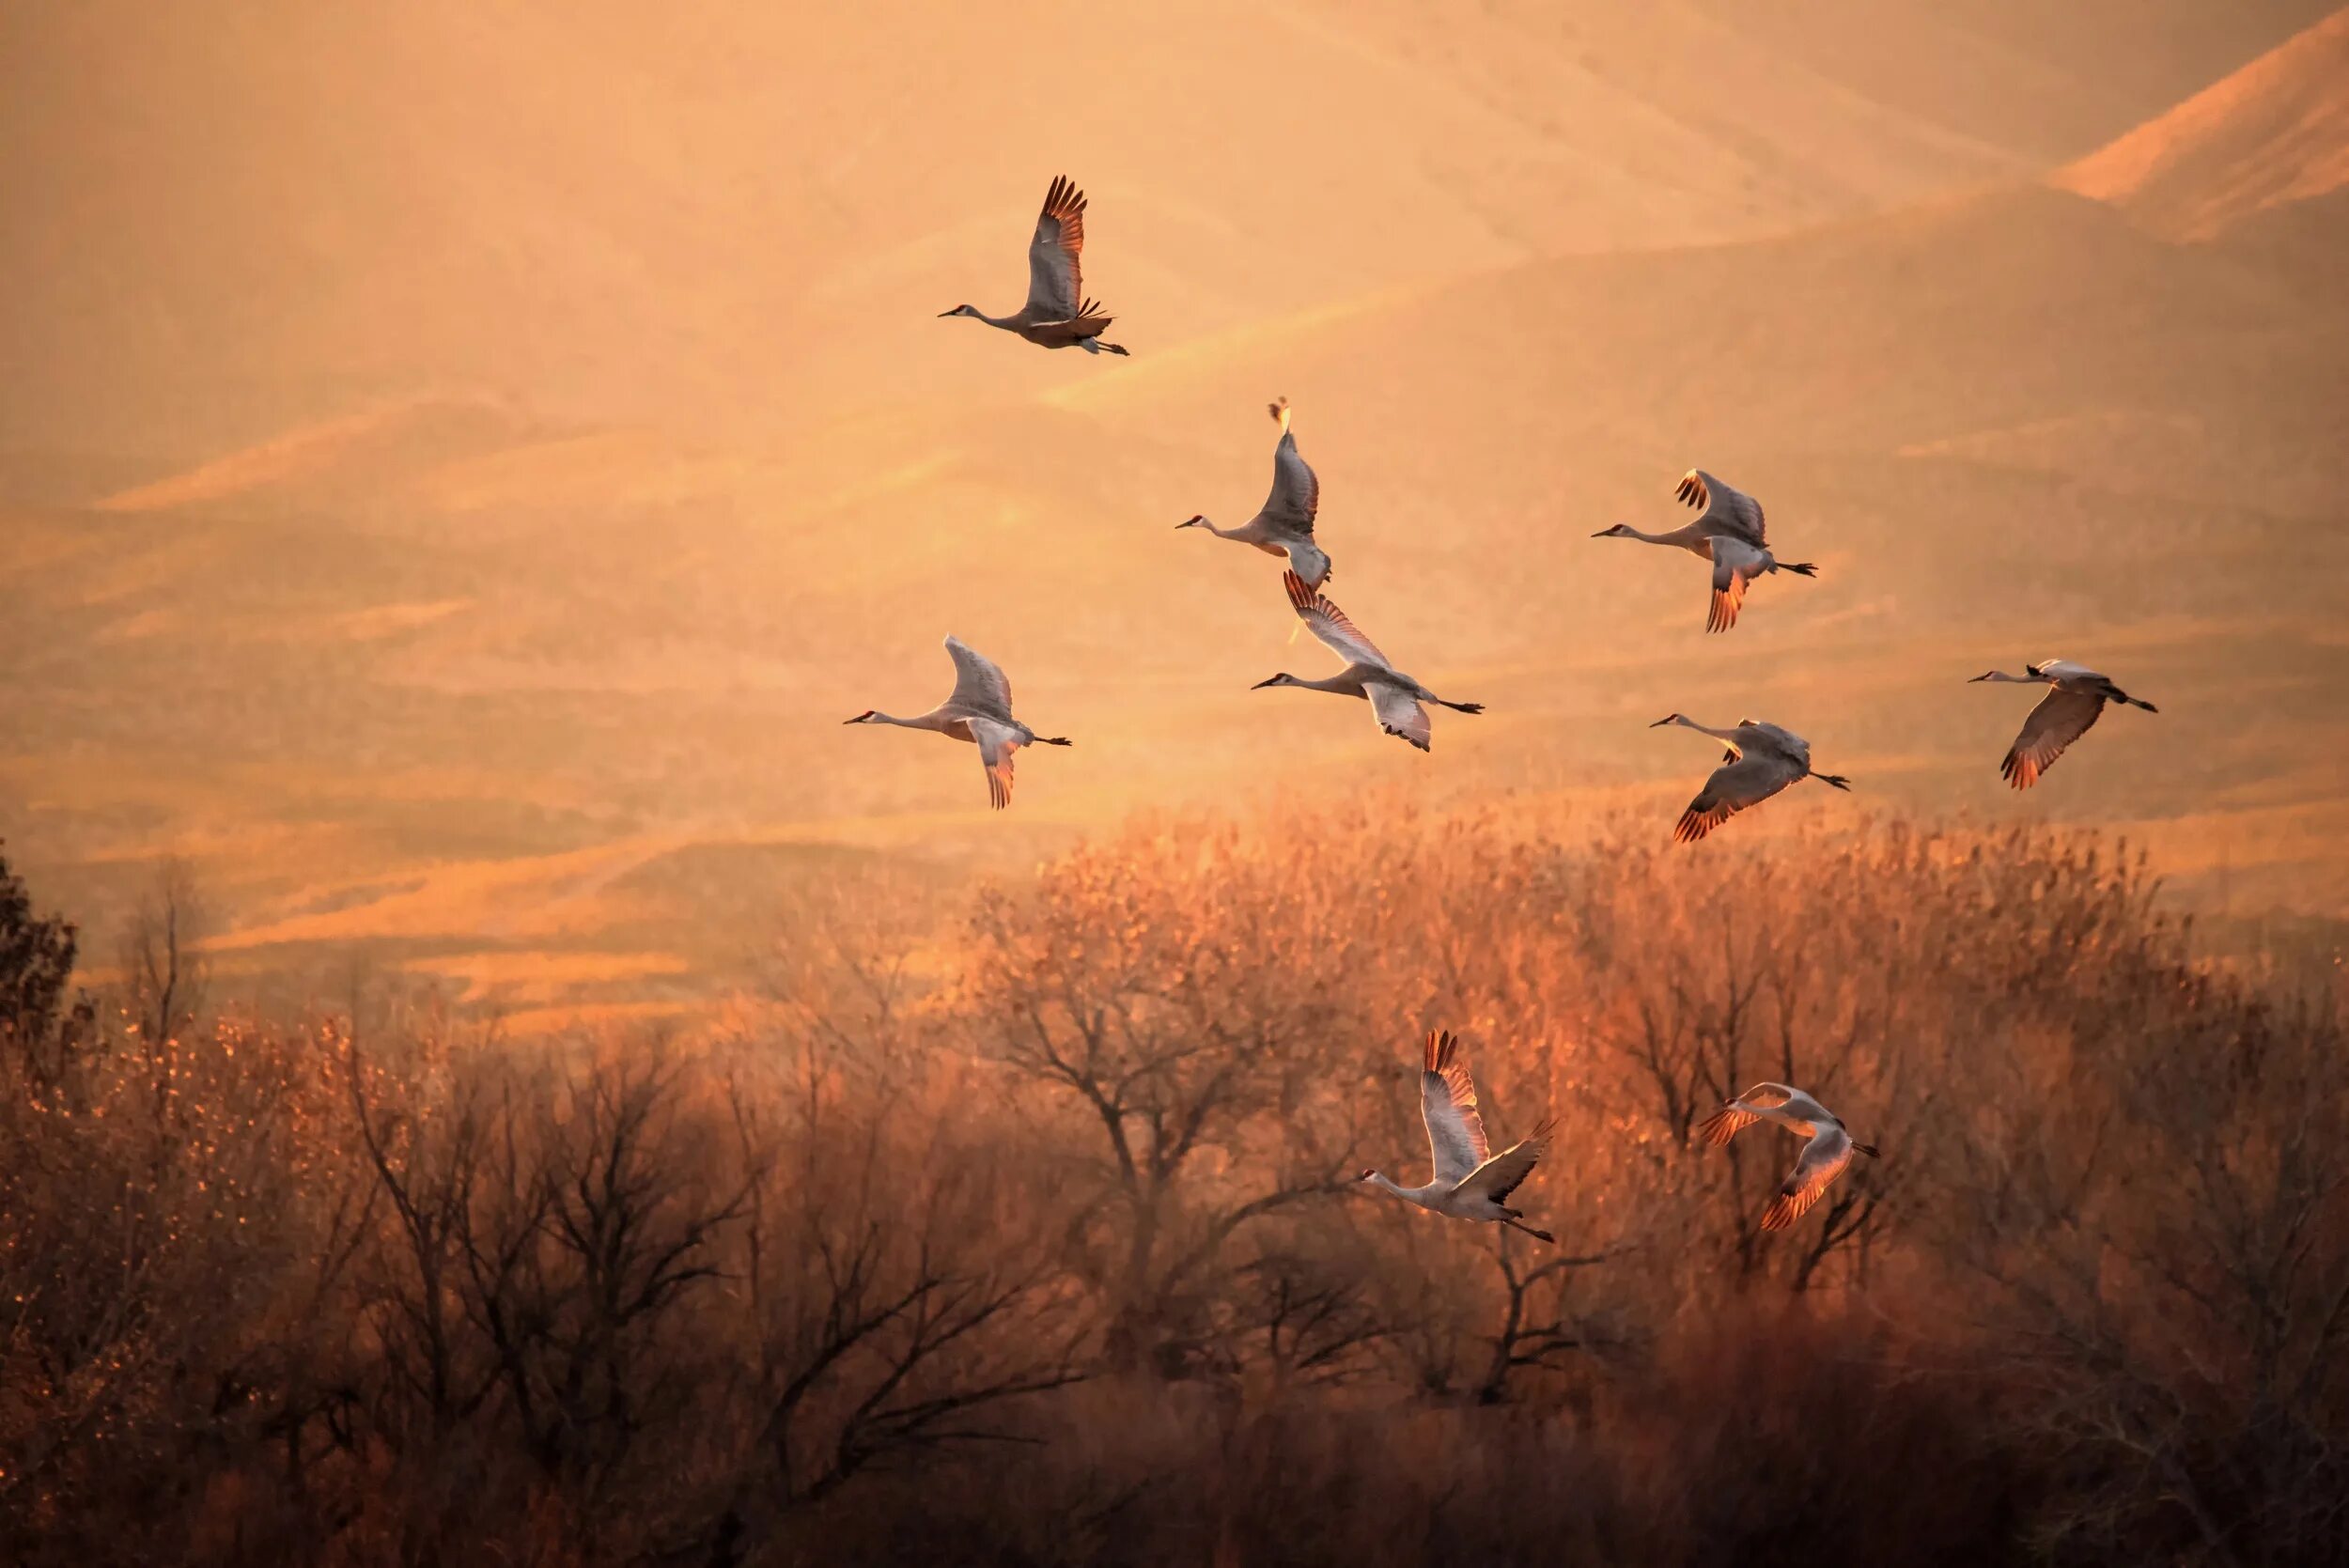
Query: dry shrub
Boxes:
[{"xmin": 0, "ymin": 801, "xmax": 2340, "ymax": 1565}]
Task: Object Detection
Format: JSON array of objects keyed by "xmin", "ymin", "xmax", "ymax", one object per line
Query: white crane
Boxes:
[
  {"xmin": 1697, "ymin": 1083, "xmax": 1878, "ymax": 1232},
  {"xmin": 1360, "ymin": 1030, "xmax": 1556, "ymax": 1243},
  {"xmin": 844, "ymin": 637, "xmax": 1071, "ymax": 810},
  {"xmin": 1592, "ymin": 470, "xmax": 1815, "ymax": 632},
  {"xmin": 938, "ymin": 176, "xmax": 1129, "ymax": 355},
  {"xmin": 1177, "ymin": 397, "xmax": 1330, "ymax": 587},
  {"xmin": 1255, "ymin": 572, "xmax": 1483, "ymax": 751},
  {"xmin": 1969, "ymin": 660, "xmax": 2159, "ymax": 789},
  {"xmin": 1650, "ymin": 713, "xmax": 1851, "ymax": 842}
]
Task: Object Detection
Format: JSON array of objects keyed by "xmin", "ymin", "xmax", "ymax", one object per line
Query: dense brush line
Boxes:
[{"xmin": 0, "ymin": 810, "xmax": 2341, "ymax": 1567}]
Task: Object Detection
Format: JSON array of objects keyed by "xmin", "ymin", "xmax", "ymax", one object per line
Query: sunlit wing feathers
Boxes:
[
  {"xmin": 1760, "ymin": 1125, "xmax": 1856, "ymax": 1231},
  {"xmin": 1677, "ymin": 469, "xmax": 1766, "ymax": 547},
  {"xmin": 1283, "ymin": 572, "xmax": 1389, "ymax": 668},
  {"xmin": 1024, "ymin": 176, "xmax": 1087, "ymax": 323},
  {"xmin": 1369, "ymin": 682, "xmax": 1432, "ymax": 751},
  {"xmin": 1421, "ymin": 1030, "xmax": 1490, "ymax": 1185},
  {"xmin": 1263, "ymin": 416, "xmax": 1320, "ymax": 536},
  {"xmin": 971, "ymin": 719, "xmax": 1022, "ymax": 812},
  {"xmin": 2002, "ymin": 688, "xmax": 2104, "ymax": 789},
  {"xmin": 1695, "ymin": 1105, "xmax": 1760, "ymax": 1145},
  {"xmin": 1455, "ymin": 1119, "xmax": 1555, "ymax": 1204},
  {"xmin": 1673, "ymin": 753, "xmax": 1803, "ymax": 843},
  {"xmin": 943, "ymin": 636, "xmax": 1015, "ymax": 719},
  {"xmin": 1707, "ymin": 539, "xmax": 1764, "ymax": 633}
]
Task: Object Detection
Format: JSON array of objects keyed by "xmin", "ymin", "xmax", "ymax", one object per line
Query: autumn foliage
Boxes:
[{"xmin": 1, "ymin": 808, "xmax": 2341, "ymax": 1565}]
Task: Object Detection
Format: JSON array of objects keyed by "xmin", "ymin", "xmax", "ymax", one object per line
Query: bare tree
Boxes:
[{"xmin": 121, "ymin": 858, "xmax": 206, "ymax": 1051}]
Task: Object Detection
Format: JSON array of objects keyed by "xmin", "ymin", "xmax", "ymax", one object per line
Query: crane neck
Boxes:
[
  {"xmin": 1670, "ymin": 716, "xmax": 1744, "ymax": 744},
  {"xmin": 1364, "ymin": 1172, "xmax": 1425, "ymax": 1204},
  {"xmin": 1616, "ymin": 523, "xmax": 1699, "ymax": 547}
]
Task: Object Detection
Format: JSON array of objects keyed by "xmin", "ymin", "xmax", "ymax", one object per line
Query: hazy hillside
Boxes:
[
  {"xmin": 1, "ymin": 0, "xmax": 2332, "ymax": 459},
  {"xmin": 2, "ymin": 6, "xmax": 2342, "ymax": 1023},
  {"xmin": 2054, "ymin": 7, "xmax": 2349, "ymax": 240}
]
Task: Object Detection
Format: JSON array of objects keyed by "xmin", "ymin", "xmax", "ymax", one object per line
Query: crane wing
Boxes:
[
  {"xmin": 943, "ymin": 636, "xmax": 1015, "ymax": 720},
  {"xmin": 1262, "ymin": 426, "xmax": 1320, "ymax": 536},
  {"xmin": 2001, "ymin": 688, "xmax": 2103, "ymax": 789},
  {"xmin": 1707, "ymin": 537, "xmax": 1766, "ymax": 634},
  {"xmin": 1672, "ymin": 753, "xmax": 1801, "ymax": 844},
  {"xmin": 1453, "ymin": 1120, "xmax": 1555, "ymax": 1204},
  {"xmin": 1420, "ymin": 1030, "xmax": 1490, "ymax": 1186},
  {"xmin": 1283, "ymin": 571, "xmax": 1389, "ymax": 668},
  {"xmin": 1760, "ymin": 1125, "xmax": 1855, "ymax": 1231},
  {"xmin": 970, "ymin": 718, "xmax": 1023, "ymax": 812},
  {"xmin": 1369, "ymin": 682, "xmax": 1432, "ymax": 752},
  {"xmin": 1024, "ymin": 176, "xmax": 1087, "ymax": 323},
  {"xmin": 1696, "ymin": 1106, "xmax": 1760, "ymax": 1144},
  {"xmin": 1697, "ymin": 1082, "xmax": 1797, "ymax": 1142},
  {"xmin": 1677, "ymin": 468, "xmax": 1766, "ymax": 546}
]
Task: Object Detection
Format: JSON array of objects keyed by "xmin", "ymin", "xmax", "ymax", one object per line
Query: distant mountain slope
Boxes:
[
  {"xmin": 0, "ymin": 0, "xmax": 2329, "ymax": 460},
  {"xmin": 2053, "ymin": 8, "xmax": 2349, "ymax": 240}
]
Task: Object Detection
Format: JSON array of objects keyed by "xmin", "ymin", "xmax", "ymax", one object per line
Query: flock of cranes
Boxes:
[{"xmin": 848, "ymin": 175, "xmax": 2164, "ymax": 1241}]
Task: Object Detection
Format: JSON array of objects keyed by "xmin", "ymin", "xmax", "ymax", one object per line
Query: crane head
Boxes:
[
  {"xmin": 843, "ymin": 710, "xmax": 877, "ymax": 724},
  {"xmin": 1175, "ymin": 514, "xmax": 1208, "ymax": 530},
  {"xmin": 1592, "ymin": 522, "xmax": 1633, "ymax": 538},
  {"xmin": 1356, "ymin": 1168, "xmax": 1379, "ymax": 1182},
  {"xmin": 937, "ymin": 303, "xmax": 977, "ymax": 318},
  {"xmin": 1648, "ymin": 712, "xmax": 1684, "ymax": 727},
  {"xmin": 1252, "ymin": 674, "xmax": 1299, "ymax": 690}
]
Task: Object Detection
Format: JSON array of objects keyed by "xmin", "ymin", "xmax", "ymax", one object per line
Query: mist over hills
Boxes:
[{"xmin": 2, "ymin": 4, "xmax": 2342, "ymax": 1023}]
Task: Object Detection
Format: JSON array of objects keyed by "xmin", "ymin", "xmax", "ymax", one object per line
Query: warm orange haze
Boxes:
[{"xmin": 2, "ymin": 4, "xmax": 2345, "ymax": 1564}]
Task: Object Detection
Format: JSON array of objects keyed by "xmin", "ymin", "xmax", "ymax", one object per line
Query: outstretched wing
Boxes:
[
  {"xmin": 1024, "ymin": 176, "xmax": 1087, "ymax": 323},
  {"xmin": 1455, "ymin": 1120, "xmax": 1555, "ymax": 1204},
  {"xmin": 1420, "ymin": 1030, "xmax": 1490, "ymax": 1186},
  {"xmin": 1695, "ymin": 1082, "xmax": 1794, "ymax": 1144},
  {"xmin": 943, "ymin": 636, "xmax": 1015, "ymax": 719},
  {"xmin": 1283, "ymin": 571, "xmax": 1389, "ymax": 668},
  {"xmin": 1673, "ymin": 753, "xmax": 1802, "ymax": 844},
  {"xmin": 1262, "ymin": 406, "xmax": 1320, "ymax": 536},
  {"xmin": 1368, "ymin": 682, "xmax": 1432, "ymax": 752},
  {"xmin": 971, "ymin": 718, "xmax": 1023, "ymax": 812},
  {"xmin": 1706, "ymin": 537, "xmax": 1766, "ymax": 634},
  {"xmin": 1677, "ymin": 468, "xmax": 1766, "ymax": 547},
  {"xmin": 1695, "ymin": 1106, "xmax": 1759, "ymax": 1145},
  {"xmin": 1760, "ymin": 1125, "xmax": 1855, "ymax": 1231},
  {"xmin": 2001, "ymin": 688, "xmax": 2103, "ymax": 789}
]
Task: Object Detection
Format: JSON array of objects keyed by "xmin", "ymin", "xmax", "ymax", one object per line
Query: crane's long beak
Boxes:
[
  {"xmin": 1967, "ymin": 673, "xmax": 1993, "ymax": 682},
  {"xmin": 936, "ymin": 308, "xmax": 958, "ymax": 318},
  {"xmin": 1251, "ymin": 676, "xmax": 1282, "ymax": 690},
  {"xmin": 1648, "ymin": 716, "xmax": 1674, "ymax": 727}
]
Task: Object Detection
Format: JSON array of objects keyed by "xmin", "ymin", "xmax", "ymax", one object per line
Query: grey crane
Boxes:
[
  {"xmin": 1255, "ymin": 572, "xmax": 1483, "ymax": 751},
  {"xmin": 1593, "ymin": 469, "xmax": 1815, "ymax": 632},
  {"xmin": 1650, "ymin": 714, "xmax": 1851, "ymax": 842},
  {"xmin": 1698, "ymin": 1083, "xmax": 1879, "ymax": 1231},
  {"xmin": 938, "ymin": 176, "xmax": 1129, "ymax": 354},
  {"xmin": 1969, "ymin": 660, "xmax": 2158, "ymax": 788},
  {"xmin": 1177, "ymin": 396, "xmax": 1331, "ymax": 587},
  {"xmin": 844, "ymin": 637, "xmax": 1071, "ymax": 810},
  {"xmin": 1360, "ymin": 1030, "xmax": 1556, "ymax": 1242}
]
